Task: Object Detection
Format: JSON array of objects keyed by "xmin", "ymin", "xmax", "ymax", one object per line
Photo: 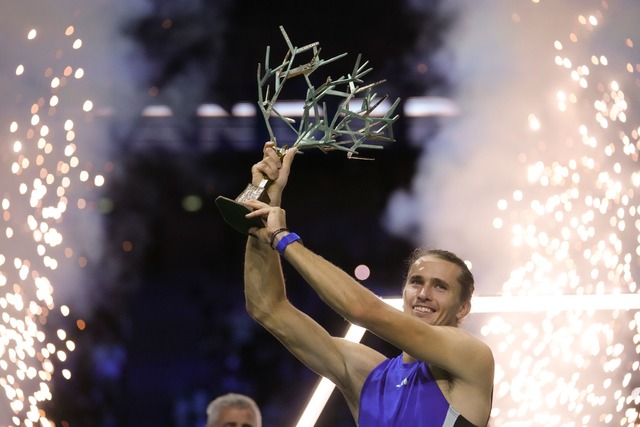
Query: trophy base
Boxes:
[{"xmin": 215, "ymin": 196, "xmax": 264, "ymax": 235}]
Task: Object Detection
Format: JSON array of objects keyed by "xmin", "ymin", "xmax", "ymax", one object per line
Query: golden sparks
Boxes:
[
  {"xmin": 1, "ymin": 14, "xmax": 103, "ymax": 426},
  {"xmin": 486, "ymin": 2, "xmax": 640, "ymax": 426}
]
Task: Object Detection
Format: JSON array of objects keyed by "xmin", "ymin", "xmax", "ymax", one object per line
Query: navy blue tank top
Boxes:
[{"xmin": 359, "ymin": 355, "xmax": 477, "ymax": 426}]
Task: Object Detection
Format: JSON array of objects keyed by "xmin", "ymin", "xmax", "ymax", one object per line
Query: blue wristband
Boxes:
[{"xmin": 276, "ymin": 232, "xmax": 302, "ymax": 255}]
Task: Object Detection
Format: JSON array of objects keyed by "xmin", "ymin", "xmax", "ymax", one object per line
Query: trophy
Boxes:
[{"xmin": 216, "ymin": 26, "xmax": 400, "ymax": 235}]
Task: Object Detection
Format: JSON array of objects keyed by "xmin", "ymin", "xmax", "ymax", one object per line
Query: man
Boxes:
[
  {"xmin": 242, "ymin": 142, "xmax": 494, "ymax": 426},
  {"xmin": 205, "ymin": 392, "xmax": 261, "ymax": 427}
]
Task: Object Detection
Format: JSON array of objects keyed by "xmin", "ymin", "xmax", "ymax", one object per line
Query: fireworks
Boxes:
[
  {"xmin": 485, "ymin": 1, "xmax": 640, "ymax": 425},
  {"xmin": 1, "ymin": 11, "xmax": 104, "ymax": 426},
  {"xmin": 2, "ymin": 1, "xmax": 638, "ymax": 426},
  {"xmin": 301, "ymin": 1, "xmax": 639, "ymax": 425}
]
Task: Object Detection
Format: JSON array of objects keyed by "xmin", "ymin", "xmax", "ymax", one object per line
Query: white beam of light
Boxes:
[
  {"xmin": 296, "ymin": 294, "xmax": 640, "ymax": 426},
  {"xmin": 295, "ymin": 325, "xmax": 366, "ymax": 427}
]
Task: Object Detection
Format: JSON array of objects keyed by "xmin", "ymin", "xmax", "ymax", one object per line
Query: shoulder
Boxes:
[
  {"xmin": 428, "ymin": 327, "xmax": 494, "ymax": 383},
  {"xmin": 456, "ymin": 328, "xmax": 494, "ymax": 370}
]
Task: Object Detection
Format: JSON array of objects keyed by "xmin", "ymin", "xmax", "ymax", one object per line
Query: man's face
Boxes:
[
  {"xmin": 402, "ymin": 255, "xmax": 470, "ymax": 327},
  {"xmin": 212, "ymin": 407, "xmax": 259, "ymax": 427}
]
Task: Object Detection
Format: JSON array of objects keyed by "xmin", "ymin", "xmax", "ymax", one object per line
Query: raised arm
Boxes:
[
  {"xmin": 282, "ymin": 243, "xmax": 492, "ymax": 376},
  {"xmin": 244, "ymin": 144, "xmax": 493, "ymax": 425},
  {"xmin": 242, "ymin": 143, "xmax": 384, "ymax": 417},
  {"xmin": 245, "ymin": 203, "xmax": 493, "ymax": 392}
]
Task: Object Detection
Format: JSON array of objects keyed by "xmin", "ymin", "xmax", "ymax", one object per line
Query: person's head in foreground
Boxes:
[{"xmin": 205, "ymin": 392, "xmax": 261, "ymax": 427}]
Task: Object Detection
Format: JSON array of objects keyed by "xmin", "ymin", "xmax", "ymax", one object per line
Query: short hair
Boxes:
[
  {"xmin": 206, "ymin": 393, "xmax": 262, "ymax": 427},
  {"xmin": 405, "ymin": 248, "xmax": 475, "ymax": 304}
]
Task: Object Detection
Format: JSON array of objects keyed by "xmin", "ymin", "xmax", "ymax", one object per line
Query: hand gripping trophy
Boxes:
[{"xmin": 216, "ymin": 26, "xmax": 400, "ymax": 234}]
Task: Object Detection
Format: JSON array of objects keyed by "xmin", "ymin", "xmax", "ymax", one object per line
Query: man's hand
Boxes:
[
  {"xmin": 251, "ymin": 141, "xmax": 297, "ymax": 207},
  {"xmin": 244, "ymin": 200, "xmax": 288, "ymax": 245}
]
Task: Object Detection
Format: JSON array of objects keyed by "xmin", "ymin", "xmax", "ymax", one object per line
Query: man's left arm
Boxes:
[{"xmin": 280, "ymin": 241, "xmax": 494, "ymax": 381}]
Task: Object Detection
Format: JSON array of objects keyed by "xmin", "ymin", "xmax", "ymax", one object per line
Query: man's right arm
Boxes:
[
  {"xmin": 243, "ymin": 235, "xmax": 384, "ymax": 415},
  {"xmin": 242, "ymin": 142, "xmax": 384, "ymax": 414}
]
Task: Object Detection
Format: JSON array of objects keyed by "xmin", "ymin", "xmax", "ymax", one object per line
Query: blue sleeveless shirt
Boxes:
[{"xmin": 358, "ymin": 355, "xmax": 477, "ymax": 427}]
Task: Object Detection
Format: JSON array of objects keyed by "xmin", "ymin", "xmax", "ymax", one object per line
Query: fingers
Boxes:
[
  {"xmin": 243, "ymin": 201, "xmax": 270, "ymax": 217},
  {"xmin": 262, "ymin": 140, "xmax": 276, "ymax": 154},
  {"xmin": 252, "ymin": 159, "xmax": 279, "ymax": 181},
  {"xmin": 243, "ymin": 200, "xmax": 284, "ymax": 221},
  {"xmin": 280, "ymin": 146, "xmax": 297, "ymax": 176},
  {"xmin": 262, "ymin": 145, "xmax": 295, "ymax": 183},
  {"xmin": 252, "ymin": 141, "xmax": 284, "ymax": 181},
  {"xmin": 242, "ymin": 200, "xmax": 287, "ymax": 229}
]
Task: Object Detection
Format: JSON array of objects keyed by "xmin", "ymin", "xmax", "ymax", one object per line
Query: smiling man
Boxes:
[{"xmin": 242, "ymin": 142, "xmax": 494, "ymax": 426}]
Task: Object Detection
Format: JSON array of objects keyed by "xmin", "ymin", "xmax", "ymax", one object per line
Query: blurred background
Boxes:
[{"xmin": 1, "ymin": 0, "xmax": 639, "ymax": 426}]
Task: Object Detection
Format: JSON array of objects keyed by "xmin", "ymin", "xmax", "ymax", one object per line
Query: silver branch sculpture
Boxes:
[
  {"xmin": 215, "ymin": 27, "xmax": 401, "ymax": 235},
  {"xmin": 257, "ymin": 26, "xmax": 400, "ymax": 159}
]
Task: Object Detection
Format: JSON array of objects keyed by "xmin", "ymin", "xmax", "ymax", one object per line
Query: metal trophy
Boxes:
[{"xmin": 216, "ymin": 26, "xmax": 400, "ymax": 235}]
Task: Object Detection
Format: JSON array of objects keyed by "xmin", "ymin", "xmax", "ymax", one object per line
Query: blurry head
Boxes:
[
  {"xmin": 206, "ymin": 393, "xmax": 261, "ymax": 427},
  {"xmin": 402, "ymin": 248, "xmax": 475, "ymax": 326}
]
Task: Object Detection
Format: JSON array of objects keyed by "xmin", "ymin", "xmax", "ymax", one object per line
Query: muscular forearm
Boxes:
[
  {"xmin": 244, "ymin": 235, "xmax": 372, "ymax": 389},
  {"xmin": 244, "ymin": 236, "xmax": 287, "ymax": 322},
  {"xmin": 282, "ymin": 240, "xmax": 381, "ymax": 325}
]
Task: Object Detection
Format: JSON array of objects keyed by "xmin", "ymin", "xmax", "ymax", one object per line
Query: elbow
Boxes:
[
  {"xmin": 245, "ymin": 298, "xmax": 278, "ymax": 325},
  {"xmin": 348, "ymin": 303, "xmax": 367, "ymax": 321},
  {"xmin": 343, "ymin": 297, "xmax": 386, "ymax": 328},
  {"xmin": 245, "ymin": 299, "xmax": 264, "ymax": 322},
  {"xmin": 339, "ymin": 297, "xmax": 370, "ymax": 325}
]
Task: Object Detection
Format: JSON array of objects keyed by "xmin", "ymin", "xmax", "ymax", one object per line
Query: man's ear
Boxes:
[{"xmin": 457, "ymin": 300, "xmax": 471, "ymax": 323}]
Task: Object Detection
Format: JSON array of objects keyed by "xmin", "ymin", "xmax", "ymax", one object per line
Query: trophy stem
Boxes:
[
  {"xmin": 235, "ymin": 178, "xmax": 271, "ymax": 204},
  {"xmin": 215, "ymin": 178, "xmax": 272, "ymax": 235}
]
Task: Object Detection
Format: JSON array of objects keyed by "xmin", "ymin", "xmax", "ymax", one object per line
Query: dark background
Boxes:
[{"xmin": 44, "ymin": 1, "xmax": 458, "ymax": 425}]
